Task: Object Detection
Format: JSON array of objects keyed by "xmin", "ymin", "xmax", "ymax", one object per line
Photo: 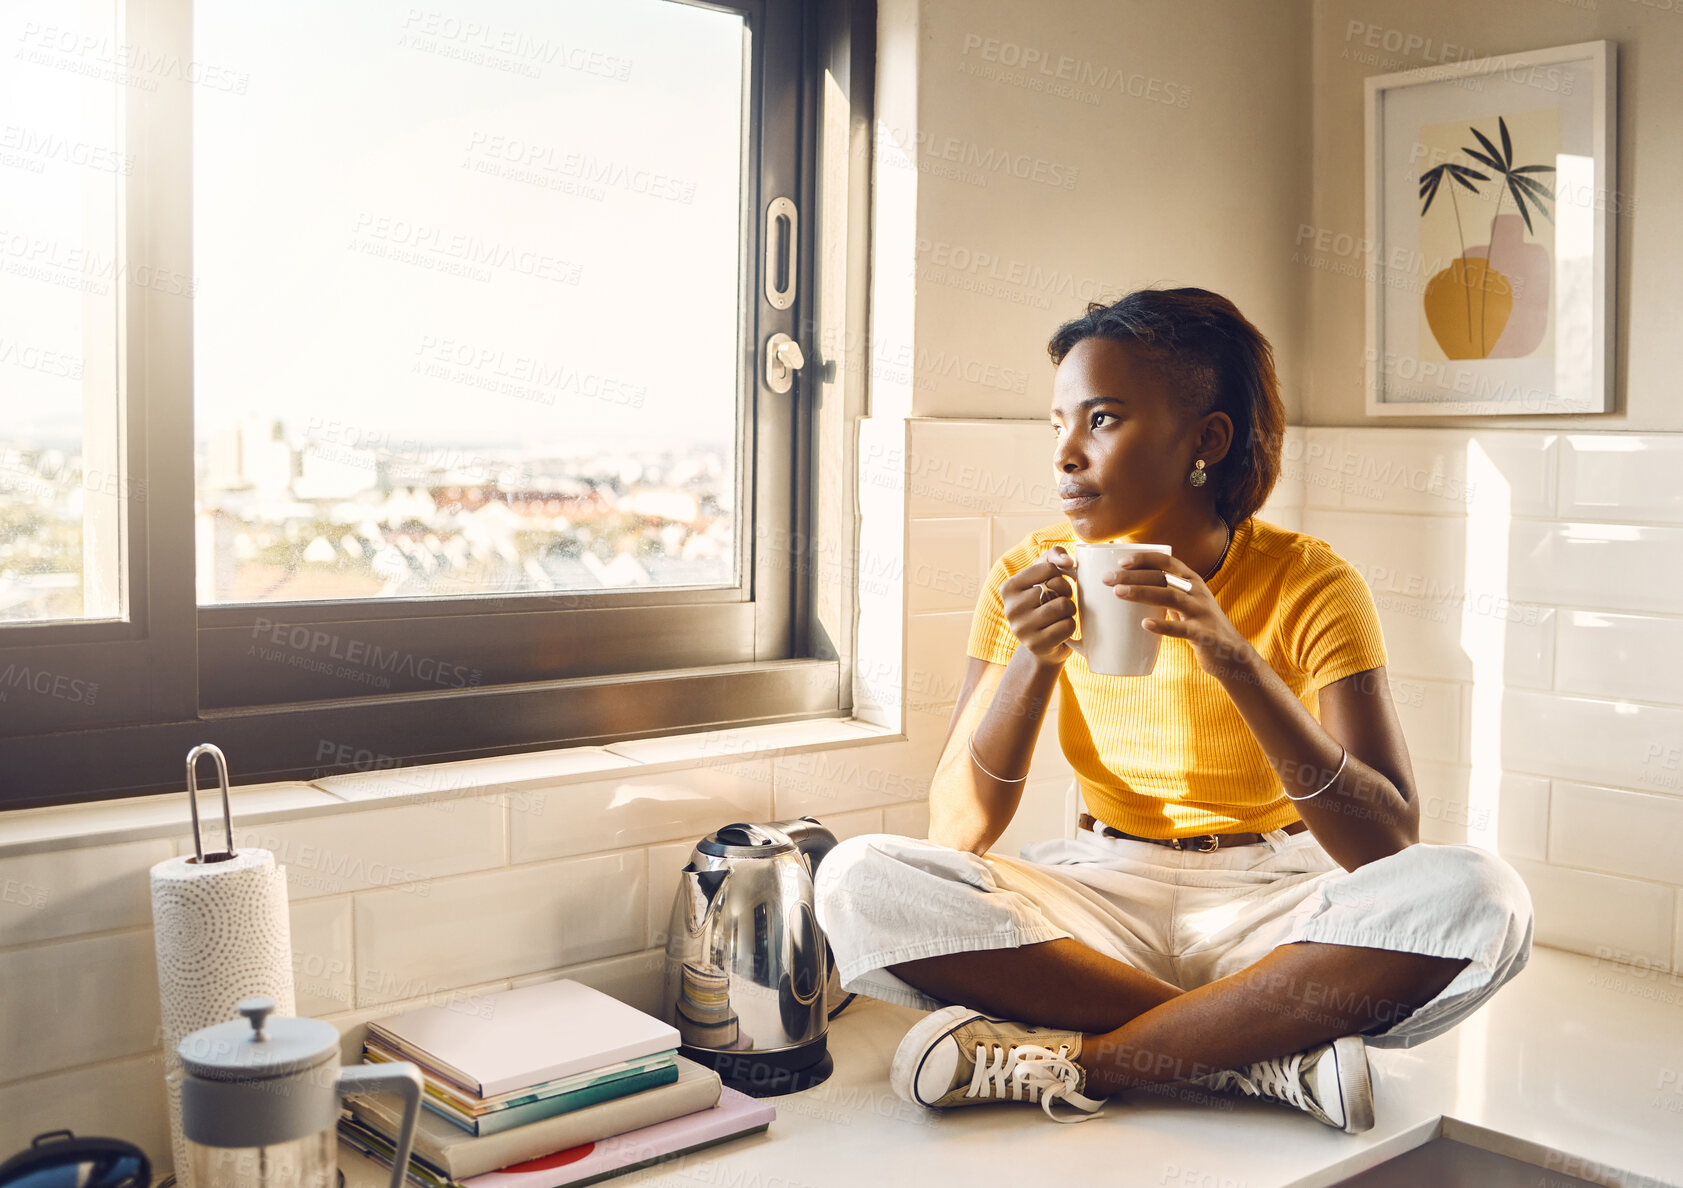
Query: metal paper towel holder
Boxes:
[{"xmin": 184, "ymin": 743, "xmax": 237, "ymax": 865}]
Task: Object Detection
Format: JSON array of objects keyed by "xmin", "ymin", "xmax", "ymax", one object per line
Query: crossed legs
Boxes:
[{"xmin": 887, "ymin": 937, "xmax": 1468, "ymax": 1095}]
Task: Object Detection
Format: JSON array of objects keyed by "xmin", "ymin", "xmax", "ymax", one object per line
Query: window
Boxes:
[
  {"xmin": 0, "ymin": 0, "xmax": 861, "ymax": 806},
  {"xmin": 1, "ymin": 0, "xmax": 126, "ymax": 626},
  {"xmin": 194, "ymin": 1, "xmax": 743, "ymax": 608}
]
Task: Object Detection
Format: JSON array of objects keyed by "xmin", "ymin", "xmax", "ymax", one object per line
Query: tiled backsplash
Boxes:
[
  {"xmin": 3, "ymin": 420, "xmax": 1680, "ymax": 1168},
  {"xmin": 1287, "ymin": 427, "xmax": 1683, "ymax": 977}
]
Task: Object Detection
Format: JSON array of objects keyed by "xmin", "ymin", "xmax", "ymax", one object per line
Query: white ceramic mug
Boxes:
[{"xmin": 1069, "ymin": 543, "xmax": 1173, "ymax": 676}]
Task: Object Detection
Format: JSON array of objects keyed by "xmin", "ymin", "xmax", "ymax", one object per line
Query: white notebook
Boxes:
[{"xmin": 366, "ymin": 979, "xmax": 681, "ymax": 1097}]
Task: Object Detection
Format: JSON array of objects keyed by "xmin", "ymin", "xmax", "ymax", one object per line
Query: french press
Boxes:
[{"xmin": 177, "ymin": 998, "xmax": 422, "ymax": 1188}]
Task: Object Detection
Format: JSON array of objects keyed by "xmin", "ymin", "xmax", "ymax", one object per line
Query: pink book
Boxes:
[{"xmin": 462, "ymin": 1087, "xmax": 774, "ymax": 1188}]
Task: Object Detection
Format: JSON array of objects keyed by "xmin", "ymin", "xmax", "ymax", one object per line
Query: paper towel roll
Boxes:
[
  {"xmin": 151, "ymin": 849, "xmax": 295, "ymax": 1185},
  {"xmin": 163, "ymin": 1069, "xmax": 185, "ymax": 1188}
]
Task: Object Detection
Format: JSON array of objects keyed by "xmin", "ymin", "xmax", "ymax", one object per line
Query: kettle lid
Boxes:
[
  {"xmin": 696, "ymin": 821, "xmax": 795, "ymax": 858},
  {"xmin": 178, "ymin": 998, "xmax": 338, "ymax": 1081}
]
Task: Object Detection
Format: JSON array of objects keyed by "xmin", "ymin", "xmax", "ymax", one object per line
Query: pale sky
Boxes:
[{"xmin": 3, "ymin": 0, "xmax": 748, "ymax": 454}]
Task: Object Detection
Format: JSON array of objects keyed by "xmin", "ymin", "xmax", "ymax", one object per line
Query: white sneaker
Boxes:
[
  {"xmin": 889, "ymin": 1005, "xmax": 1108, "ymax": 1123},
  {"xmin": 1183, "ymin": 1035, "xmax": 1374, "ymax": 1132}
]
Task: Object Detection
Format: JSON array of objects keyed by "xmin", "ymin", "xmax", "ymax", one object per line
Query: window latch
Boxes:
[{"xmin": 765, "ymin": 333, "xmax": 805, "ymax": 394}]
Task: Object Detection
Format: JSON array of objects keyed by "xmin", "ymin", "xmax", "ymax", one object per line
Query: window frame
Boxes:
[{"xmin": 0, "ymin": 0, "xmax": 859, "ymax": 807}]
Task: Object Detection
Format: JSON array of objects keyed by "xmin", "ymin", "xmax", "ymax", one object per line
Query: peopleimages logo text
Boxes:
[
  {"xmin": 959, "ymin": 34, "xmax": 1192, "ymax": 108},
  {"xmin": 248, "ymin": 619, "xmax": 481, "ymax": 689}
]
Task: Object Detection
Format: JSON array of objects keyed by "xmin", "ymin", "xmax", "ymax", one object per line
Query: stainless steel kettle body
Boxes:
[{"xmin": 662, "ymin": 816, "xmax": 838, "ymax": 1096}]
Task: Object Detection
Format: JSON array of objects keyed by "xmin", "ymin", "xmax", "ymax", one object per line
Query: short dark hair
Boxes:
[{"xmin": 1046, "ymin": 287, "xmax": 1284, "ymax": 527}]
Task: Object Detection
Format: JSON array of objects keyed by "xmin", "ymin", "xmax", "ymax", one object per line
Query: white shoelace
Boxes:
[
  {"xmin": 1201, "ymin": 1052, "xmax": 1314, "ymax": 1114},
  {"xmin": 964, "ymin": 1042, "xmax": 1107, "ymax": 1123}
]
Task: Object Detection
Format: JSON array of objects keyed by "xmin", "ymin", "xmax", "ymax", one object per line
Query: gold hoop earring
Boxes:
[{"xmin": 1189, "ymin": 459, "xmax": 1208, "ymax": 487}]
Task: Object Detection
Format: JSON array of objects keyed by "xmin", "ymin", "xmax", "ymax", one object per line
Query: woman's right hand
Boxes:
[{"xmin": 1001, "ymin": 547, "xmax": 1079, "ymax": 666}]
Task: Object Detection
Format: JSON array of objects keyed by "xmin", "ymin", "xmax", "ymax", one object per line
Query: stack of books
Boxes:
[{"xmin": 339, "ymin": 979, "xmax": 774, "ymax": 1188}]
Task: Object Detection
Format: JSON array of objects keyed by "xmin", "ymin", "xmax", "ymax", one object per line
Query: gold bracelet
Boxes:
[
  {"xmin": 1284, "ymin": 745, "xmax": 1347, "ymax": 802},
  {"xmin": 967, "ymin": 736, "xmax": 1029, "ymax": 784}
]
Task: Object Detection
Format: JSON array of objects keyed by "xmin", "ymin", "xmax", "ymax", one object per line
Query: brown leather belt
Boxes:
[{"xmin": 1078, "ymin": 812, "xmax": 1309, "ymax": 852}]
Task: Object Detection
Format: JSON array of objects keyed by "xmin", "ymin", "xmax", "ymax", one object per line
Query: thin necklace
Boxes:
[{"xmin": 1200, "ymin": 518, "xmax": 1233, "ymax": 582}]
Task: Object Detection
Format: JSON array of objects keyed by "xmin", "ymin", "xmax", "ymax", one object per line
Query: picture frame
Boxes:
[{"xmin": 1363, "ymin": 40, "xmax": 1617, "ymax": 416}]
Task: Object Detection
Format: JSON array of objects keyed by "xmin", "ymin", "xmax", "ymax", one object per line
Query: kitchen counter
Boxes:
[{"xmin": 343, "ymin": 945, "xmax": 1683, "ymax": 1188}]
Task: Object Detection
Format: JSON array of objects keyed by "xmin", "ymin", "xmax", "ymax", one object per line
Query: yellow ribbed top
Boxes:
[{"xmin": 966, "ymin": 515, "xmax": 1389, "ymax": 837}]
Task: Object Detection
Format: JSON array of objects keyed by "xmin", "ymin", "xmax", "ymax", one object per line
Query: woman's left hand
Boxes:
[{"xmin": 1105, "ymin": 553, "xmax": 1256, "ymax": 681}]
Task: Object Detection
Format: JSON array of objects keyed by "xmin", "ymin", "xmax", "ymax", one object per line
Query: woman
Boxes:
[{"xmin": 813, "ymin": 288, "xmax": 1533, "ymax": 1133}]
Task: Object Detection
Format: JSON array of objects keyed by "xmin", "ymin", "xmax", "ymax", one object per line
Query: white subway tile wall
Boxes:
[
  {"xmin": 1387, "ymin": 675, "xmax": 1464, "ymax": 766},
  {"xmin": 1548, "ymin": 782, "xmax": 1683, "ymax": 887},
  {"xmin": 316, "ymin": 747, "xmax": 639, "ymax": 803},
  {"xmin": 0, "ymin": 1055, "xmax": 171, "ymax": 1174},
  {"xmin": 905, "ymin": 517, "xmax": 990, "ymax": 613},
  {"xmin": 507, "ymin": 763, "xmax": 773, "ymax": 865},
  {"xmin": 904, "ymin": 610, "xmax": 974, "ymax": 711},
  {"xmin": 1507, "ymin": 859, "xmax": 1676, "ymax": 966},
  {"xmin": 3, "ymin": 422, "xmax": 1682, "ymax": 1169},
  {"xmin": 0, "ymin": 781, "xmax": 341, "ymax": 853},
  {"xmin": 1509, "ymin": 520, "xmax": 1683, "ymax": 619},
  {"xmin": 290, "ymin": 895, "xmax": 356, "ymax": 1017},
  {"xmin": 1495, "ymin": 772, "xmax": 1551, "ymax": 863},
  {"xmin": 0, "ymin": 838, "xmax": 171, "ymax": 945},
  {"xmin": 1501, "ymin": 688, "xmax": 1683, "ymax": 792},
  {"xmin": 1676, "ymin": 890, "xmax": 1683, "ymax": 972},
  {"xmin": 351, "ymin": 851, "xmax": 648, "ymax": 1007},
  {"xmin": 510, "ymin": 951, "xmax": 668, "ymax": 1020},
  {"xmin": 0, "ymin": 930, "xmax": 162, "ymax": 1081},
  {"xmin": 1556, "ymin": 610, "xmax": 1683, "ymax": 705},
  {"xmin": 1558, "ymin": 435, "xmax": 1683, "ymax": 522},
  {"xmin": 1297, "ymin": 426, "xmax": 1683, "ymax": 972},
  {"xmin": 1411, "ymin": 758, "xmax": 1474, "ymax": 846},
  {"xmin": 220, "ymin": 797, "xmax": 508, "ymax": 901}
]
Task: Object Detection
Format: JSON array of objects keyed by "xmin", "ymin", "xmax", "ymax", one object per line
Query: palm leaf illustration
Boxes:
[
  {"xmin": 1458, "ymin": 115, "xmax": 1557, "ymax": 353},
  {"xmin": 1449, "ymin": 164, "xmax": 1488, "ymax": 189},
  {"xmin": 1419, "ymin": 161, "xmax": 1488, "ymax": 337},
  {"xmin": 1462, "ymin": 115, "xmax": 1556, "ymax": 234},
  {"xmin": 1419, "ymin": 163, "xmax": 1488, "ymax": 217},
  {"xmin": 1462, "ymin": 126, "xmax": 1505, "ymax": 172}
]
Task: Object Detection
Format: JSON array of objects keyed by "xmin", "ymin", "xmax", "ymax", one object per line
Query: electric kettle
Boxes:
[
  {"xmin": 177, "ymin": 998, "xmax": 423, "ymax": 1188},
  {"xmin": 662, "ymin": 816, "xmax": 841, "ymax": 1097}
]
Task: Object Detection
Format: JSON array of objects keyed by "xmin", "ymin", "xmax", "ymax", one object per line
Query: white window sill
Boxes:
[{"xmin": 0, "ymin": 717, "xmax": 902, "ymax": 859}]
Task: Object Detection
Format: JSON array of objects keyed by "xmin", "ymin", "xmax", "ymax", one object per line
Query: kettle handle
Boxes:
[
  {"xmin": 772, "ymin": 816, "xmax": 838, "ymax": 876},
  {"xmin": 339, "ymin": 1062, "xmax": 423, "ymax": 1188}
]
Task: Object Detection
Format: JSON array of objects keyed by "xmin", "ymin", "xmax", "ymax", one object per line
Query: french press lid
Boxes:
[
  {"xmin": 178, "ymin": 998, "xmax": 338, "ymax": 1081},
  {"xmin": 178, "ymin": 999, "xmax": 350, "ymax": 1150}
]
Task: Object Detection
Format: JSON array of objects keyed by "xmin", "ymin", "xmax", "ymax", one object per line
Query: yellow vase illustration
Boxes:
[{"xmin": 1424, "ymin": 258, "xmax": 1513, "ymax": 360}]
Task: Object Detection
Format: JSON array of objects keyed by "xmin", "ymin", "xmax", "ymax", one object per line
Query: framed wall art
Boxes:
[{"xmin": 1364, "ymin": 40, "xmax": 1616, "ymax": 415}]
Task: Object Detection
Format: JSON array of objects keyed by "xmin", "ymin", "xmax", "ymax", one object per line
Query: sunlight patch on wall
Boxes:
[{"xmin": 1460, "ymin": 440, "xmax": 1511, "ymax": 857}]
